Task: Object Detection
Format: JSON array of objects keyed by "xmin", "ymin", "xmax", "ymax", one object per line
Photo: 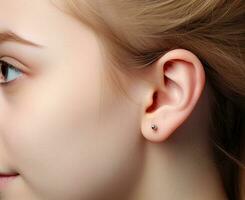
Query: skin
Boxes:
[{"xmin": 0, "ymin": 0, "xmax": 229, "ymax": 200}]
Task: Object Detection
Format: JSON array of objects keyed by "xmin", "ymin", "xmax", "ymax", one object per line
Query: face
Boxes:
[{"xmin": 0, "ymin": 1, "xmax": 144, "ymax": 199}]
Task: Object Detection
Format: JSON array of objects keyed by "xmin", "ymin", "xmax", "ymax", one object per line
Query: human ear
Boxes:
[{"xmin": 140, "ymin": 49, "xmax": 206, "ymax": 143}]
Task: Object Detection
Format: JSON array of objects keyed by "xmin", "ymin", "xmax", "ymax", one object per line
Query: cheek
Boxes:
[
  {"xmin": 1, "ymin": 62, "xmax": 102, "ymax": 197},
  {"xmin": 2, "ymin": 65, "xmax": 144, "ymax": 199}
]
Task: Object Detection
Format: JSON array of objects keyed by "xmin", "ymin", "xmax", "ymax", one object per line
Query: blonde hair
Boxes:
[{"xmin": 54, "ymin": 0, "xmax": 245, "ymax": 199}]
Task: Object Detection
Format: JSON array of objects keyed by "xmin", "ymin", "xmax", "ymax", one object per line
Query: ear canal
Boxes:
[{"xmin": 146, "ymin": 92, "xmax": 158, "ymax": 113}]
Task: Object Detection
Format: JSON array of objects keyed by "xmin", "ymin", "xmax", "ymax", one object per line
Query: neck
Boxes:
[{"xmin": 127, "ymin": 136, "xmax": 228, "ymax": 200}]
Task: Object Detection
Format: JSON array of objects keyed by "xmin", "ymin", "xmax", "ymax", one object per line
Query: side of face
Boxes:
[{"xmin": 0, "ymin": 1, "xmax": 144, "ymax": 199}]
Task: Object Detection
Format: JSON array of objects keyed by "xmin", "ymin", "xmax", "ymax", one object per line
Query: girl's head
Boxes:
[{"xmin": 0, "ymin": 0, "xmax": 244, "ymax": 200}]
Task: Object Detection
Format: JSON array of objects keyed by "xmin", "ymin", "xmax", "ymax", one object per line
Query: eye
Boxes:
[{"xmin": 0, "ymin": 60, "xmax": 23, "ymax": 86}]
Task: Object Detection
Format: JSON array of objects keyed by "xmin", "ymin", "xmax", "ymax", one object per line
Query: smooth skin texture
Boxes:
[{"xmin": 0, "ymin": 1, "xmax": 228, "ymax": 200}]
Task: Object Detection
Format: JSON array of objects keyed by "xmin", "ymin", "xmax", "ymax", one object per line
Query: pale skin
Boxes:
[{"xmin": 0, "ymin": 1, "xmax": 229, "ymax": 200}]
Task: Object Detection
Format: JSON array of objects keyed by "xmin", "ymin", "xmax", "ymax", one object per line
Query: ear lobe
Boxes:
[{"xmin": 141, "ymin": 49, "xmax": 206, "ymax": 143}]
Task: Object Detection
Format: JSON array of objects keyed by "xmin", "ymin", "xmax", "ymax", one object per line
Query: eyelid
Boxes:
[{"xmin": 0, "ymin": 56, "xmax": 31, "ymax": 75}]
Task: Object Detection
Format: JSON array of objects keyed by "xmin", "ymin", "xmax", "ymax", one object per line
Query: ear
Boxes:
[{"xmin": 140, "ymin": 49, "xmax": 206, "ymax": 143}]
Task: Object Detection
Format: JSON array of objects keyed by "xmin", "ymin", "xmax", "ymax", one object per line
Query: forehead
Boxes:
[
  {"xmin": 0, "ymin": 0, "xmax": 93, "ymax": 47},
  {"xmin": 0, "ymin": 1, "xmax": 58, "ymax": 43}
]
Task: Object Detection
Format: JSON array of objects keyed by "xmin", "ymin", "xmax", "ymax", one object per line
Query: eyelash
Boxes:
[{"xmin": 0, "ymin": 60, "xmax": 24, "ymax": 86}]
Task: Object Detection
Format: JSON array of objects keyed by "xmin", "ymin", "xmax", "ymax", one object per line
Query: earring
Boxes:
[{"xmin": 151, "ymin": 124, "xmax": 158, "ymax": 131}]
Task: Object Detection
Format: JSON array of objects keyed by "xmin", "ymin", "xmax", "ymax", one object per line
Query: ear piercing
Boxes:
[{"xmin": 151, "ymin": 124, "xmax": 158, "ymax": 131}]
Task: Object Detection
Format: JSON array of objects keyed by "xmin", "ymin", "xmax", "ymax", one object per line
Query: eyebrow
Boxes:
[{"xmin": 0, "ymin": 31, "xmax": 44, "ymax": 48}]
